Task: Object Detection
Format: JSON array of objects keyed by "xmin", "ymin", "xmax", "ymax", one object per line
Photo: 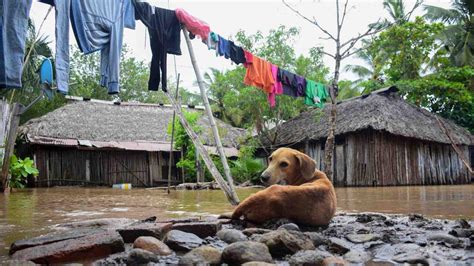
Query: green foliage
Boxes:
[
  {"xmin": 230, "ymin": 139, "xmax": 265, "ymax": 184},
  {"xmin": 9, "ymin": 155, "xmax": 39, "ymax": 188}
]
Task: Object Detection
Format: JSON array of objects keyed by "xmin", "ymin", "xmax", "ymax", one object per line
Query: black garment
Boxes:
[
  {"xmin": 229, "ymin": 41, "xmax": 246, "ymax": 65},
  {"xmin": 278, "ymin": 68, "xmax": 298, "ymax": 97},
  {"xmin": 134, "ymin": 1, "xmax": 181, "ymax": 92}
]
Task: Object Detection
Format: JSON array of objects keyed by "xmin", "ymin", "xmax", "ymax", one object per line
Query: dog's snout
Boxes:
[{"xmin": 260, "ymin": 172, "xmax": 270, "ymax": 183}]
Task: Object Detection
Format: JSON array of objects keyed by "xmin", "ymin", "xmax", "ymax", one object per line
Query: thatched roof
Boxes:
[
  {"xmin": 260, "ymin": 86, "xmax": 473, "ymax": 147},
  {"xmin": 21, "ymin": 98, "xmax": 247, "ymax": 155}
]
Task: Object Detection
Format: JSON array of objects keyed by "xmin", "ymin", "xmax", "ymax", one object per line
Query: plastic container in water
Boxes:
[{"xmin": 112, "ymin": 183, "xmax": 132, "ymax": 189}]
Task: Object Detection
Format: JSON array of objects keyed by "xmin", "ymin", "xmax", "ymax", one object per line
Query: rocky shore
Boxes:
[{"xmin": 6, "ymin": 212, "xmax": 473, "ymax": 265}]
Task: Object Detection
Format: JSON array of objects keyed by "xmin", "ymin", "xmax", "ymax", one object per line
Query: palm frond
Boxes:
[{"xmin": 423, "ymin": 5, "xmax": 462, "ymax": 23}]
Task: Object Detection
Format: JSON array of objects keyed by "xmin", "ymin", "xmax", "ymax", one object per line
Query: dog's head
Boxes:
[{"xmin": 260, "ymin": 147, "xmax": 316, "ymax": 186}]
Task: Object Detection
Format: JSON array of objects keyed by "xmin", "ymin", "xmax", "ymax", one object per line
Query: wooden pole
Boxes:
[
  {"xmin": 182, "ymin": 28, "xmax": 239, "ymax": 203},
  {"xmin": 164, "ymin": 92, "xmax": 239, "ymax": 205},
  {"xmin": 1, "ymin": 103, "xmax": 23, "ymax": 193},
  {"xmin": 168, "ymin": 74, "xmax": 180, "ymax": 194}
]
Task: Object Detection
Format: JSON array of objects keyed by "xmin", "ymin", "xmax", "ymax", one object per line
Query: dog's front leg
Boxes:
[{"xmin": 232, "ymin": 185, "xmax": 283, "ymax": 224}]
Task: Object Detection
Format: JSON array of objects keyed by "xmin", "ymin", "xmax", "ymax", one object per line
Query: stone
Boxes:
[
  {"xmin": 117, "ymin": 222, "xmax": 172, "ymax": 243},
  {"xmin": 218, "ymin": 212, "xmax": 233, "ymax": 219},
  {"xmin": 127, "ymin": 248, "xmax": 160, "ymax": 265},
  {"xmin": 164, "ymin": 230, "xmax": 204, "ymax": 252},
  {"xmin": 56, "ymin": 218, "xmax": 136, "ymax": 230},
  {"xmin": 133, "ymin": 236, "xmax": 173, "ymax": 256},
  {"xmin": 427, "ymin": 233, "xmax": 461, "ymax": 247},
  {"xmin": 262, "ymin": 218, "xmax": 294, "ymax": 230},
  {"xmin": 449, "ymin": 228, "xmax": 473, "ymax": 238},
  {"xmin": 392, "ymin": 252, "xmax": 429, "ymax": 264},
  {"xmin": 179, "ymin": 245, "xmax": 222, "ymax": 265},
  {"xmin": 288, "ymin": 250, "xmax": 333, "ymax": 265},
  {"xmin": 242, "ymin": 262, "xmax": 276, "ymax": 266},
  {"xmin": 259, "ymin": 229, "xmax": 314, "ymax": 257},
  {"xmin": 304, "ymin": 232, "xmax": 327, "ymax": 247},
  {"xmin": 11, "ymin": 231, "xmax": 124, "ymax": 264},
  {"xmin": 322, "ymin": 256, "xmax": 347, "ymax": 266},
  {"xmin": 277, "ymin": 223, "xmax": 300, "ymax": 231},
  {"xmin": 343, "ymin": 250, "xmax": 371, "ymax": 263},
  {"xmin": 249, "ymin": 234, "xmax": 264, "ymax": 242},
  {"xmin": 242, "ymin": 228, "xmax": 272, "ymax": 236},
  {"xmin": 172, "ymin": 221, "xmax": 222, "ymax": 238},
  {"xmin": 222, "ymin": 241, "xmax": 273, "ymax": 264},
  {"xmin": 216, "ymin": 229, "xmax": 248, "ymax": 243},
  {"xmin": 409, "ymin": 213, "xmax": 426, "ymax": 222},
  {"xmin": 455, "ymin": 219, "xmax": 471, "ymax": 229},
  {"xmin": 204, "ymin": 236, "xmax": 228, "ymax": 251},
  {"xmin": 10, "ymin": 229, "xmax": 104, "ymax": 254},
  {"xmin": 328, "ymin": 237, "xmax": 352, "ymax": 255},
  {"xmin": 158, "ymin": 217, "xmax": 200, "ymax": 224},
  {"xmin": 373, "ymin": 243, "xmax": 424, "ymax": 261},
  {"xmin": 346, "ymin": 233, "xmax": 381, "ymax": 243}
]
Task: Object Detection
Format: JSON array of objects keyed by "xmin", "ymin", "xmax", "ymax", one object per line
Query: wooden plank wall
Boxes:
[
  {"xmin": 305, "ymin": 129, "xmax": 471, "ymax": 186},
  {"xmin": 34, "ymin": 146, "xmax": 183, "ymax": 187}
]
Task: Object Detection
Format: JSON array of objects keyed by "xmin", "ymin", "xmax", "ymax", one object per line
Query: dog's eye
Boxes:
[
  {"xmin": 280, "ymin": 162, "xmax": 288, "ymax": 168},
  {"xmin": 269, "ymin": 156, "xmax": 273, "ymax": 162}
]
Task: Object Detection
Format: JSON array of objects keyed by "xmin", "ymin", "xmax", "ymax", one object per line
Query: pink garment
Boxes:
[
  {"xmin": 268, "ymin": 64, "xmax": 283, "ymax": 107},
  {"xmin": 175, "ymin": 8, "xmax": 210, "ymax": 40}
]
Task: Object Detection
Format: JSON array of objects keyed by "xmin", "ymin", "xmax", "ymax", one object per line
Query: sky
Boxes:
[{"xmin": 30, "ymin": 0, "xmax": 451, "ymax": 94}]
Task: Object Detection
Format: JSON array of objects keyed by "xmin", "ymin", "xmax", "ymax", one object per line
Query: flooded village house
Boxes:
[
  {"xmin": 19, "ymin": 97, "xmax": 246, "ymax": 187},
  {"xmin": 258, "ymin": 87, "xmax": 473, "ymax": 186}
]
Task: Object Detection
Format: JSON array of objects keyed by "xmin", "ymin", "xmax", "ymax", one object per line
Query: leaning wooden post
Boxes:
[
  {"xmin": 165, "ymin": 92, "xmax": 239, "ymax": 205},
  {"xmin": 182, "ymin": 28, "xmax": 239, "ymax": 203},
  {"xmin": 1, "ymin": 103, "xmax": 23, "ymax": 193},
  {"xmin": 168, "ymin": 74, "xmax": 181, "ymax": 193}
]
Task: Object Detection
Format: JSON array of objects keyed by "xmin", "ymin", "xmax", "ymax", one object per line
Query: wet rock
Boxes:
[
  {"xmin": 373, "ymin": 243, "xmax": 425, "ymax": 261},
  {"xmin": 127, "ymin": 248, "xmax": 160, "ymax": 265},
  {"xmin": 164, "ymin": 230, "xmax": 204, "ymax": 252},
  {"xmin": 277, "ymin": 223, "xmax": 300, "ymax": 231},
  {"xmin": 455, "ymin": 219, "xmax": 471, "ymax": 229},
  {"xmin": 158, "ymin": 217, "xmax": 199, "ymax": 224},
  {"xmin": 262, "ymin": 218, "xmax": 294, "ymax": 230},
  {"xmin": 328, "ymin": 237, "xmax": 352, "ymax": 255},
  {"xmin": 222, "ymin": 241, "xmax": 273, "ymax": 264},
  {"xmin": 449, "ymin": 228, "xmax": 473, "ymax": 238},
  {"xmin": 172, "ymin": 221, "xmax": 222, "ymax": 238},
  {"xmin": 243, "ymin": 228, "xmax": 272, "ymax": 236},
  {"xmin": 218, "ymin": 218, "xmax": 232, "ymax": 224},
  {"xmin": 346, "ymin": 233, "xmax": 381, "ymax": 243},
  {"xmin": 11, "ymin": 231, "xmax": 124, "ymax": 264},
  {"xmin": 10, "ymin": 229, "xmax": 103, "ymax": 254},
  {"xmin": 242, "ymin": 262, "xmax": 276, "ymax": 266},
  {"xmin": 355, "ymin": 213, "xmax": 386, "ymax": 223},
  {"xmin": 322, "ymin": 256, "xmax": 347, "ymax": 266},
  {"xmin": 204, "ymin": 236, "xmax": 228, "ymax": 251},
  {"xmin": 216, "ymin": 228, "xmax": 248, "ymax": 243},
  {"xmin": 179, "ymin": 245, "xmax": 222, "ymax": 265},
  {"xmin": 259, "ymin": 229, "xmax": 314, "ymax": 257},
  {"xmin": 288, "ymin": 250, "xmax": 333, "ymax": 265},
  {"xmin": 218, "ymin": 212, "xmax": 233, "ymax": 219},
  {"xmin": 133, "ymin": 236, "xmax": 172, "ymax": 256},
  {"xmin": 56, "ymin": 218, "xmax": 135, "ymax": 230},
  {"xmin": 409, "ymin": 213, "xmax": 426, "ymax": 222},
  {"xmin": 117, "ymin": 222, "xmax": 172, "ymax": 243},
  {"xmin": 427, "ymin": 233, "xmax": 462, "ymax": 247},
  {"xmin": 363, "ymin": 240, "xmax": 385, "ymax": 249},
  {"xmin": 249, "ymin": 234, "xmax": 264, "ymax": 242},
  {"xmin": 343, "ymin": 250, "xmax": 371, "ymax": 263},
  {"xmin": 392, "ymin": 252, "xmax": 429, "ymax": 265}
]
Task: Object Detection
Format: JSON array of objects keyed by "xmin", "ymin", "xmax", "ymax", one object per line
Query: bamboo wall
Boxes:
[{"xmin": 33, "ymin": 146, "xmax": 182, "ymax": 187}]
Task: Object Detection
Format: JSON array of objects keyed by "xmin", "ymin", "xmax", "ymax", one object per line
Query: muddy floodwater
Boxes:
[{"xmin": 1, "ymin": 185, "xmax": 473, "ymax": 260}]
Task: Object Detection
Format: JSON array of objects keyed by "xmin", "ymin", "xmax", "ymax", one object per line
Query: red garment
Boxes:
[
  {"xmin": 243, "ymin": 52, "xmax": 274, "ymax": 94},
  {"xmin": 175, "ymin": 8, "xmax": 210, "ymax": 40}
]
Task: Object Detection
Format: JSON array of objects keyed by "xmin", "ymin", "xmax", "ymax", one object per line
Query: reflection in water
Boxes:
[{"xmin": 0, "ymin": 185, "xmax": 473, "ymax": 260}]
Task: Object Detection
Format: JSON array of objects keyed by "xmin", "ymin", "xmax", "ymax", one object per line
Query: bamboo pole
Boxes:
[
  {"xmin": 164, "ymin": 92, "xmax": 239, "ymax": 205},
  {"xmin": 167, "ymin": 74, "xmax": 180, "ymax": 194},
  {"xmin": 1, "ymin": 104, "xmax": 23, "ymax": 192},
  {"xmin": 182, "ymin": 28, "xmax": 239, "ymax": 203}
]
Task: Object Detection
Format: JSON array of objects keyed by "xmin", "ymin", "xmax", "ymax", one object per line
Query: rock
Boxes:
[
  {"xmin": 346, "ymin": 233, "xmax": 380, "ymax": 243},
  {"xmin": 218, "ymin": 212, "xmax": 233, "ymax": 219},
  {"xmin": 373, "ymin": 243, "xmax": 424, "ymax": 261},
  {"xmin": 455, "ymin": 219, "xmax": 471, "ymax": 229},
  {"xmin": 304, "ymin": 232, "xmax": 327, "ymax": 247},
  {"xmin": 427, "ymin": 233, "xmax": 461, "ymax": 247},
  {"xmin": 204, "ymin": 236, "xmax": 228, "ymax": 251},
  {"xmin": 322, "ymin": 256, "xmax": 347, "ymax": 266},
  {"xmin": 133, "ymin": 236, "xmax": 172, "ymax": 256},
  {"xmin": 117, "ymin": 222, "xmax": 172, "ymax": 243},
  {"xmin": 392, "ymin": 252, "xmax": 429, "ymax": 265},
  {"xmin": 243, "ymin": 228, "xmax": 272, "ymax": 236},
  {"xmin": 259, "ymin": 229, "xmax": 314, "ymax": 257},
  {"xmin": 249, "ymin": 234, "xmax": 264, "ymax": 242},
  {"xmin": 216, "ymin": 229, "xmax": 248, "ymax": 243},
  {"xmin": 56, "ymin": 218, "xmax": 136, "ymax": 230},
  {"xmin": 288, "ymin": 250, "xmax": 333, "ymax": 265},
  {"xmin": 328, "ymin": 237, "xmax": 352, "ymax": 255},
  {"xmin": 179, "ymin": 245, "xmax": 222, "ymax": 265},
  {"xmin": 262, "ymin": 218, "xmax": 294, "ymax": 230},
  {"xmin": 11, "ymin": 231, "xmax": 124, "ymax": 264},
  {"xmin": 343, "ymin": 250, "xmax": 371, "ymax": 263},
  {"xmin": 158, "ymin": 217, "xmax": 199, "ymax": 224},
  {"xmin": 222, "ymin": 241, "xmax": 273, "ymax": 264},
  {"xmin": 218, "ymin": 218, "xmax": 232, "ymax": 224},
  {"xmin": 277, "ymin": 223, "xmax": 300, "ymax": 231},
  {"xmin": 127, "ymin": 248, "xmax": 160, "ymax": 265},
  {"xmin": 164, "ymin": 230, "xmax": 204, "ymax": 252},
  {"xmin": 172, "ymin": 221, "xmax": 222, "ymax": 238},
  {"xmin": 10, "ymin": 229, "xmax": 103, "ymax": 254},
  {"xmin": 449, "ymin": 228, "xmax": 473, "ymax": 238},
  {"xmin": 242, "ymin": 262, "xmax": 276, "ymax": 266},
  {"xmin": 409, "ymin": 213, "xmax": 426, "ymax": 222}
]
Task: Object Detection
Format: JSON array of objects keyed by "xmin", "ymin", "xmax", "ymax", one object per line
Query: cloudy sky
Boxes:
[{"xmin": 30, "ymin": 0, "xmax": 450, "ymax": 94}]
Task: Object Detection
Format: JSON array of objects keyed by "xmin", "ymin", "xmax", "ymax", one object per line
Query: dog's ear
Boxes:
[{"xmin": 295, "ymin": 152, "xmax": 316, "ymax": 180}]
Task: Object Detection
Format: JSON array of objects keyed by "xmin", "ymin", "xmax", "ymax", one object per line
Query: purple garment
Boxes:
[
  {"xmin": 294, "ymin": 75, "xmax": 306, "ymax": 97},
  {"xmin": 278, "ymin": 68, "xmax": 305, "ymax": 97}
]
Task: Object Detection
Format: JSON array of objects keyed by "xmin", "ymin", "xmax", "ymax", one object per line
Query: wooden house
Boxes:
[
  {"xmin": 257, "ymin": 87, "xmax": 473, "ymax": 186},
  {"xmin": 20, "ymin": 97, "xmax": 246, "ymax": 187}
]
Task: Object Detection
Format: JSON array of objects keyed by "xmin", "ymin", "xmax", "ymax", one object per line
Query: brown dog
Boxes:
[{"xmin": 232, "ymin": 147, "xmax": 337, "ymax": 226}]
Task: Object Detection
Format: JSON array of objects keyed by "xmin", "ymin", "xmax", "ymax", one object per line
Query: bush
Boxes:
[{"xmin": 9, "ymin": 155, "xmax": 39, "ymax": 188}]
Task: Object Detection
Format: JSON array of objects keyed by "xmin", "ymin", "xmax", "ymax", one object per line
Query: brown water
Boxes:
[{"xmin": 1, "ymin": 185, "xmax": 473, "ymax": 260}]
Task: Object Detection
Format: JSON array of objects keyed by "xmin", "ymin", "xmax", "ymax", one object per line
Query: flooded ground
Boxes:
[{"xmin": 1, "ymin": 185, "xmax": 473, "ymax": 260}]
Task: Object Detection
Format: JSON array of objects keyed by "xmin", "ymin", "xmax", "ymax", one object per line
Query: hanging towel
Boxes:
[
  {"xmin": 0, "ymin": 0, "xmax": 33, "ymax": 89},
  {"xmin": 70, "ymin": 0, "xmax": 135, "ymax": 94},
  {"xmin": 229, "ymin": 41, "xmax": 246, "ymax": 65},
  {"xmin": 243, "ymin": 53, "xmax": 274, "ymax": 94},
  {"xmin": 268, "ymin": 64, "xmax": 283, "ymax": 107},
  {"xmin": 175, "ymin": 8, "xmax": 210, "ymax": 40},
  {"xmin": 217, "ymin": 35, "xmax": 231, "ymax": 59},
  {"xmin": 134, "ymin": 1, "xmax": 182, "ymax": 92},
  {"xmin": 305, "ymin": 80, "xmax": 328, "ymax": 108}
]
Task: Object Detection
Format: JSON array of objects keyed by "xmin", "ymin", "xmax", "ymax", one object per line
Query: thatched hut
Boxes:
[
  {"xmin": 258, "ymin": 86, "xmax": 473, "ymax": 186},
  {"xmin": 20, "ymin": 97, "xmax": 247, "ymax": 187}
]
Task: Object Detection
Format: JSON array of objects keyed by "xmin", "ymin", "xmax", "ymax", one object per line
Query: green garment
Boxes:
[{"xmin": 304, "ymin": 80, "xmax": 328, "ymax": 108}]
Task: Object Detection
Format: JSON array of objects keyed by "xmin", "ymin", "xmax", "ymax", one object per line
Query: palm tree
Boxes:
[
  {"xmin": 344, "ymin": 40, "xmax": 384, "ymax": 83},
  {"xmin": 424, "ymin": 0, "xmax": 474, "ymax": 67},
  {"xmin": 380, "ymin": 0, "xmax": 422, "ymax": 25}
]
